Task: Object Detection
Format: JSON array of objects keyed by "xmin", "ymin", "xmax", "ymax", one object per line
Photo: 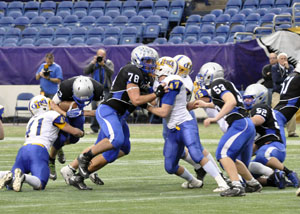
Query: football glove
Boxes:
[
  {"xmin": 155, "ymin": 85, "xmax": 165, "ymax": 98},
  {"xmin": 66, "ymin": 108, "xmax": 83, "ymax": 118},
  {"xmin": 0, "ymin": 105, "xmax": 4, "ymax": 121}
]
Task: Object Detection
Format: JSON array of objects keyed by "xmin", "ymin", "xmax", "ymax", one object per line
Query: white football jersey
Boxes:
[
  {"xmin": 182, "ymin": 75, "xmax": 194, "ymax": 102},
  {"xmin": 24, "ymin": 110, "xmax": 66, "ymax": 150},
  {"xmin": 162, "ymin": 75, "xmax": 193, "ymax": 129}
]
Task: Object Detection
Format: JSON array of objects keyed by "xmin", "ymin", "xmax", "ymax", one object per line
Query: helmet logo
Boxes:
[{"xmin": 31, "ymin": 98, "xmax": 48, "ymax": 110}]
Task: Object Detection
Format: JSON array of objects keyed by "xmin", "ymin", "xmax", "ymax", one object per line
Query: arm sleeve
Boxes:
[
  {"xmin": 161, "ymin": 90, "xmax": 179, "ymax": 106},
  {"xmin": 83, "ymin": 63, "xmax": 95, "ymax": 75},
  {"xmin": 53, "ymin": 115, "xmax": 67, "ymax": 129}
]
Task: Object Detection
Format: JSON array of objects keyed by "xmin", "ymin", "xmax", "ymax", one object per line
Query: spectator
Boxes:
[
  {"xmin": 35, "ymin": 53, "xmax": 63, "ymax": 99},
  {"xmin": 262, "ymin": 52, "xmax": 277, "ymax": 106},
  {"xmin": 271, "ymin": 52, "xmax": 297, "ymax": 137},
  {"xmin": 84, "ymin": 48, "xmax": 114, "ymax": 134},
  {"xmin": 0, "ymin": 105, "xmax": 4, "ymax": 140}
]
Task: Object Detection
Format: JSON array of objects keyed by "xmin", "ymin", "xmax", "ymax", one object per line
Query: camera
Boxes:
[
  {"xmin": 97, "ymin": 56, "xmax": 103, "ymax": 63},
  {"xmin": 43, "ymin": 64, "xmax": 51, "ymax": 76}
]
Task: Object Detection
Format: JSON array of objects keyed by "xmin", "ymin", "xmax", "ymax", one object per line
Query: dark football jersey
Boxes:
[
  {"xmin": 211, "ymin": 79, "xmax": 247, "ymax": 125},
  {"xmin": 250, "ymin": 103, "xmax": 283, "ymax": 148},
  {"xmin": 57, "ymin": 76, "xmax": 103, "ymax": 102},
  {"xmin": 274, "ymin": 72, "xmax": 300, "ymax": 122},
  {"xmin": 103, "ymin": 64, "xmax": 153, "ymax": 115}
]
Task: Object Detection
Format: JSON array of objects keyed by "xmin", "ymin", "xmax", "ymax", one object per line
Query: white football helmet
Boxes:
[
  {"xmin": 196, "ymin": 62, "xmax": 224, "ymax": 89},
  {"xmin": 243, "ymin": 83, "xmax": 268, "ymax": 110},
  {"xmin": 155, "ymin": 56, "xmax": 178, "ymax": 78},
  {"xmin": 131, "ymin": 45, "xmax": 158, "ymax": 75},
  {"xmin": 29, "ymin": 95, "xmax": 50, "ymax": 116},
  {"xmin": 173, "ymin": 55, "xmax": 192, "ymax": 77},
  {"xmin": 72, "ymin": 76, "xmax": 94, "ymax": 108}
]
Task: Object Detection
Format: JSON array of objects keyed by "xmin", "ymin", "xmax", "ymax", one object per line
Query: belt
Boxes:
[{"xmin": 24, "ymin": 143, "xmax": 45, "ymax": 148}]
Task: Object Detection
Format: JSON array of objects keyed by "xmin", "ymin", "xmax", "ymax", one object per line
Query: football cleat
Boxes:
[
  {"xmin": 57, "ymin": 148, "xmax": 66, "ymax": 164},
  {"xmin": 0, "ymin": 171, "xmax": 13, "ymax": 189},
  {"xmin": 89, "ymin": 173, "xmax": 104, "ymax": 185},
  {"xmin": 194, "ymin": 168, "xmax": 206, "ymax": 182},
  {"xmin": 181, "ymin": 178, "xmax": 203, "ymax": 189},
  {"xmin": 213, "ymin": 185, "xmax": 230, "ymax": 193},
  {"xmin": 220, "ymin": 185, "xmax": 246, "ymax": 197},
  {"xmin": 12, "ymin": 168, "xmax": 25, "ymax": 192},
  {"xmin": 49, "ymin": 162, "xmax": 57, "ymax": 180},
  {"xmin": 287, "ymin": 172, "xmax": 299, "ymax": 188},
  {"xmin": 60, "ymin": 165, "xmax": 76, "ymax": 185},
  {"xmin": 69, "ymin": 175, "xmax": 92, "ymax": 190},
  {"xmin": 274, "ymin": 169, "xmax": 286, "ymax": 189},
  {"xmin": 245, "ymin": 182, "xmax": 263, "ymax": 193},
  {"xmin": 77, "ymin": 154, "xmax": 91, "ymax": 179},
  {"xmin": 296, "ymin": 187, "xmax": 300, "ymax": 196}
]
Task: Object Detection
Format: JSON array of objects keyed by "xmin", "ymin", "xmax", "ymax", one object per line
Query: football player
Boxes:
[
  {"xmin": 49, "ymin": 75, "xmax": 103, "ymax": 181},
  {"xmin": 195, "ymin": 62, "xmax": 262, "ymax": 197},
  {"xmin": 147, "ymin": 56, "xmax": 229, "ymax": 192},
  {"xmin": 243, "ymin": 83, "xmax": 298, "ymax": 189},
  {"xmin": 0, "ymin": 95, "xmax": 83, "ymax": 192},
  {"xmin": 62, "ymin": 45, "xmax": 166, "ymax": 190}
]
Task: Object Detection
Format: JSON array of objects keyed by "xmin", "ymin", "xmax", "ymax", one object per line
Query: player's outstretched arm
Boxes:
[{"xmin": 61, "ymin": 123, "xmax": 84, "ymax": 138}]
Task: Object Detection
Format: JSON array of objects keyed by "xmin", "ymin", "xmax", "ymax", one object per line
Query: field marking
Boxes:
[
  {"xmin": 0, "ymin": 189, "xmax": 297, "ymax": 209},
  {"xmin": 3, "ymin": 137, "xmax": 300, "ymax": 145}
]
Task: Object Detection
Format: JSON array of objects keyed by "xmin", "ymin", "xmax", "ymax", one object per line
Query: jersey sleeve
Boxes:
[
  {"xmin": 53, "ymin": 115, "xmax": 67, "ymax": 129},
  {"xmin": 161, "ymin": 80, "xmax": 182, "ymax": 105},
  {"xmin": 211, "ymin": 79, "xmax": 230, "ymax": 99}
]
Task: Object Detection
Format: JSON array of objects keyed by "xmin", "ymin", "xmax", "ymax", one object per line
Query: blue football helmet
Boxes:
[
  {"xmin": 131, "ymin": 45, "xmax": 158, "ymax": 75},
  {"xmin": 196, "ymin": 62, "xmax": 224, "ymax": 89},
  {"xmin": 243, "ymin": 83, "xmax": 268, "ymax": 110},
  {"xmin": 72, "ymin": 76, "xmax": 94, "ymax": 109}
]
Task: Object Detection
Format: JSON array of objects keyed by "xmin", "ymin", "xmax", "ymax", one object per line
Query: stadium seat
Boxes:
[
  {"xmin": 281, "ymin": 7, "xmax": 293, "ymax": 15},
  {"xmin": 230, "ymin": 14, "xmax": 246, "ymax": 28},
  {"xmin": 169, "ymin": 25, "xmax": 185, "ymax": 39},
  {"xmin": 57, "ymin": 1, "xmax": 73, "ymax": 14},
  {"xmin": 239, "ymin": 8, "xmax": 254, "ymax": 17},
  {"xmin": 155, "ymin": 10, "xmax": 169, "ymax": 36},
  {"xmin": 169, "ymin": 0, "xmax": 185, "ymax": 24},
  {"xmin": 255, "ymin": 8, "xmax": 268, "ymax": 17},
  {"xmin": 80, "ymin": 16, "xmax": 96, "ymax": 28},
  {"xmin": 225, "ymin": 0, "xmax": 243, "ymax": 11},
  {"xmin": 2, "ymin": 38, "xmax": 18, "ymax": 47},
  {"xmin": 52, "ymin": 37, "xmax": 69, "ymax": 46},
  {"xmin": 168, "ymin": 36, "xmax": 183, "ymax": 44},
  {"xmin": 40, "ymin": 11, "xmax": 54, "ymax": 21},
  {"xmin": 154, "ymin": 0, "xmax": 169, "ymax": 12},
  {"xmin": 56, "ymin": 11, "xmax": 71, "ymax": 19},
  {"xmin": 186, "ymin": 14, "xmax": 202, "ymax": 27},
  {"xmin": 268, "ymin": 7, "xmax": 282, "ymax": 15},
  {"xmin": 243, "ymin": 0, "xmax": 259, "ymax": 9},
  {"xmin": 198, "ymin": 36, "xmax": 211, "ymax": 44},
  {"xmin": 46, "ymin": 16, "xmax": 63, "ymax": 29},
  {"xmin": 24, "ymin": 1, "xmax": 40, "ymax": 15},
  {"xmin": 8, "ymin": 11, "xmax": 23, "ymax": 19},
  {"xmin": 5, "ymin": 27, "xmax": 21, "ymax": 42},
  {"xmin": 86, "ymin": 26, "xmax": 104, "ymax": 40},
  {"xmin": 63, "ymin": 15, "xmax": 79, "ymax": 28},
  {"xmin": 212, "ymin": 36, "xmax": 226, "ymax": 44},
  {"xmin": 201, "ymin": 14, "xmax": 216, "ymax": 27},
  {"xmin": 34, "ymin": 38, "xmax": 50, "ymax": 46},
  {"xmin": 85, "ymin": 37, "xmax": 102, "ymax": 46},
  {"xmin": 89, "ymin": 1, "xmax": 105, "ymax": 14},
  {"xmin": 70, "ymin": 27, "xmax": 86, "ymax": 40},
  {"xmin": 254, "ymin": 26, "xmax": 273, "ymax": 37},
  {"xmin": 0, "ymin": 2, "xmax": 7, "ymax": 16},
  {"xmin": 24, "ymin": 12, "xmax": 39, "ymax": 21},
  {"xmin": 260, "ymin": 12, "xmax": 276, "ymax": 26},
  {"xmin": 152, "ymin": 37, "xmax": 168, "ymax": 44},
  {"xmin": 199, "ymin": 25, "xmax": 215, "ymax": 39},
  {"xmin": 224, "ymin": 8, "xmax": 239, "ymax": 17},
  {"xmin": 7, "ymin": 1, "xmax": 24, "ymax": 16},
  {"xmin": 119, "ymin": 26, "xmax": 138, "ymax": 45},
  {"xmin": 73, "ymin": 11, "xmax": 87, "ymax": 20},
  {"xmin": 138, "ymin": 10, "xmax": 153, "ymax": 19},
  {"xmin": 105, "ymin": 10, "xmax": 121, "ymax": 19},
  {"xmin": 143, "ymin": 15, "xmax": 161, "ymax": 40},
  {"xmin": 95, "ymin": 15, "xmax": 112, "ymax": 30},
  {"xmin": 68, "ymin": 37, "xmax": 85, "ymax": 46},
  {"xmin": 0, "ymin": 27, "xmax": 5, "ymax": 44},
  {"xmin": 183, "ymin": 36, "xmax": 197, "ymax": 44},
  {"xmin": 245, "ymin": 23, "xmax": 259, "ymax": 32},
  {"xmin": 89, "ymin": 10, "xmax": 104, "ymax": 19},
  {"xmin": 112, "ymin": 15, "xmax": 128, "ymax": 31},
  {"xmin": 184, "ymin": 25, "xmax": 200, "ymax": 40},
  {"xmin": 245, "ymin": 12, "xmax": 261, "ymax": 27},
  {"xmin": 128, "ymin": 15, "xmax": 145, "ymax": 41},
  {"xmin": 102, "ymin": 37, "xmax": 118, "ymax": 45},
  {"xmin": 54, "ymin": 27, "xmax": 71, "ymax": 40},
  {"xmin": 30, "ymin": 16, "xmax": 46, "ymax": 29},
  {"xmin": 21, "ymin": 27, "xmax": 38, "ymax": 40},
  {"xmin": 292, "ymin": 0, "xmax": 300, "ymax": 8},
  {"xmin": 106, "ymin": 0, "xmax": 122, "ymax": 13},
  {"xmin": 40, "ymin": 1, "xmax": 56, "ymax": 14},
  {"xmin": 122, "ymin": 10, "xmax": 137, "ymax": 19},
  {"xmin": 38, "ymin": 27, "xmax": 54, "ymax": 40},
  {"xmin": 122, "ymin": 0, "xmax": 138, "ymax": 12},
  {"xmin": 210, "ymin": 9, "xmax": 223, "ymax": 18},
  {"xmin": 215, "ymin": 24, "xmax": 230, "ymax": 38},
  {"xmin": 229, "ymin": 24, "xmax": 245, "ymax": 39},
  {"xmin": 259, "ymin": 0, "xmax": 275, "ymax": 8},
  {"xmin": 215, "ymin": 14, "xmax": 231, "ymax": 27},
  {"xmin": 104, "ymin": 26, "xmax": 120, "ymax": 42},
  {"xmin": 275, "ymin": 0, "xmax": 290, "ymax": 8},
  {"xmin": 138, "ymin": 0, "xmax": 154, "ymax": 12},
  {"xmin": 13, "ymin": 93, "xmax": 34, "ymax": 125},
  {"xmin": 14, "ymin": 16, "xmax": 30, "ymax": 30},
  {"xmin": 73, "ymin": 1, "xmax": 89, "ymax": 14},
  {"xmin": 19, "ymin": 38, "xmax": 35, "ymax": 47}
]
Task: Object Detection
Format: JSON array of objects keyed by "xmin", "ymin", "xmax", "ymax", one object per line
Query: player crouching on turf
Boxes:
[
  {"xmin": 243, "ymin": 83, "xmax": 299, "ymax": 189},
  {"xmin": 0, "ymin": 95, "xmax": 84, "ymax": 192},
  {"xmin": 147, "ymin": 57, "xmax": 229, "ymax": 192}
]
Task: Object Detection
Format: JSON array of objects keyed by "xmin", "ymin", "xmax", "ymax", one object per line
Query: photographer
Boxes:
[
  {"xmin": 36, "ymin": 53, "xmax": 63, "ymax": 99},
  {"xmin": 84, "ymin": 48, "xmax": 114, "ymax": 134}
]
